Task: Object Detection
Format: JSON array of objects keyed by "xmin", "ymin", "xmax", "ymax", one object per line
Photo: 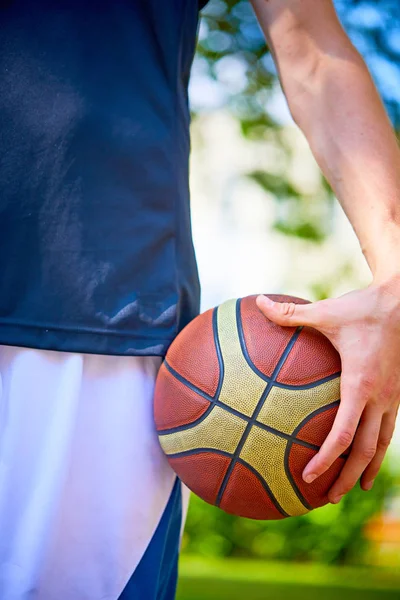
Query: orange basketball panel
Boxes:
[
  {"xmin": 295, "ymin": 405, "xmax": 338, "ymax": 447},
  {"xmin": 220, "ymin": 461, "xmax": 286, "ymax": 520},
  {"xmin": 240, "ymin": 295, "xmax": 299, "ymax": 378},
  {"xmin": 288, "ymin": 443, "xmax": 345, "ymax": 509},
  {"xmin": 166, "ymin": 308, "xmax": 220, "ymax": 397},
  {"xmin": 168, "ymin": 452, "xmax": 231, "ymax": 505},
  {"xmin": 277, "ymin": 326, "xmax": 341, "ymax": 386},
  {"xmin": 154, "ymin": 364, "xmax": 210, "ymax": 432}
]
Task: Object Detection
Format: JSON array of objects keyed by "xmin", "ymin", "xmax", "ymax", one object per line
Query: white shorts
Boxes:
[{"xmin": 0, "ymin": 345, "xmax": 183, "ymax": 599}]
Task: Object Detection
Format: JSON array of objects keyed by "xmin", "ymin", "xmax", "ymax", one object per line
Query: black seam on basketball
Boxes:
[
  {"xmin": 274, "ymin": 372, "xmax": 341, "ymax": 390},
  {"xmin": 283, "ymin": 439, "xmax": 313, "ymax": 511},
  {"xmin": 164, "ymin": 360, "xmax": 213, "ymax": 402},
  {"xmin": 236, "ymin": 458, "xmax": 289, "ymax": 517},
  {"xmin": 160, "ymin": 363, "xmax": 340, "ymax": 456},
  {"xmin": 213, "ymin": 306, "xmax": 224, "ymax": 401},
  {"xmin": 236, "ymin": 298, "xmax": 341, "ymax": 387},
  {"xmin": 215, "ymin": 323, "xmax": 303, "ymax": 508},
  {"xmin": 290, "ymin": 400, "xmax": 348, "ymax": 460},
  {"xmin": 253, "ymin": 421, "xmax": 320, "ymax": 451},
  {"xmin": 158, "ymin": 399, "xmax": 247, "ymax": 435},
  {"xmin": 158, "ymin": 396, "xmax": 329, "ymax": 454},
  {"xmin": 236, "ymin": 297, "xmax": 276, "ymax": 383},
  {"xmin": 160, "ymin": 361, "xmax": 249, "ymax": 435},
  {"xmin": 165, "ymin": 354, "xmax": 340, "ymax": 395},
  {"xmin": 282, "ymin": 400, "xmax": 345, "ymax": 512},
  {"xmin": 292, "ymin": 400, "xmax": 340, "ymax": 441},
  {"xmin": 158, "ymin": 309, "xmax": 226, "ymax": 436},
  {"xmin": 164, "ymin": 447, "xmax": 288, "ymax": 517},
  {"xmin": 283, "ymin": 401, "xmax": 347, "ymax": 510},
  {"xmin": 283, "ymin": 439, "xmax": 347, "ymax": 514},
  {"xmin": 167, "ymin": 448, "xmax": 233, "ymax": 459},
  {"xmin": 159, "ymin": 408, "xmax": 324, "ymax": 453}
]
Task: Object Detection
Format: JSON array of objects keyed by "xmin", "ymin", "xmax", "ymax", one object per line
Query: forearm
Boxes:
[
  {"xmin": 290, "ymin": 52, "xmax": 400, "ymax": 283},
  {"xmin": 252, "ymin": 0, "xmax": 400, "ymax": 283}
]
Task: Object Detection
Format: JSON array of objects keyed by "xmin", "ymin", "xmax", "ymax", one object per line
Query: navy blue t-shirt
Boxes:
[{"xmin": 0, "ymin": 0, "xmax": 209, "ymax": 356}]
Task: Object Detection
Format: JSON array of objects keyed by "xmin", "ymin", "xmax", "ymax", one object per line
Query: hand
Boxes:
[{"xmin": 256, "ymin": 280, "xmax": 400, "ymax": 503}]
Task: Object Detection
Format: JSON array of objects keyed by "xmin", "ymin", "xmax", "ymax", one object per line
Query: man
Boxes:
[{"xmin": 0, "ymin": 0, "xmax": 399, "ymax": 598}]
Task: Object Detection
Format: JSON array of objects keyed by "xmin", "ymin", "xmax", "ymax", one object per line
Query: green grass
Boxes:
[{"xmin": 177, "ymin": 557, "xmax": 400, "ymax": 600}]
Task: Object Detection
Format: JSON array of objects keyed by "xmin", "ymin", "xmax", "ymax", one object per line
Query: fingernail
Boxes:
[
  {"xmin": 304, "ymin": 473, "xmax": 317, "ymax": 484},
  {"xmin": 331, "ymin": 494, "xmax": 344, "ymax": 504},
  {"xmin": 364, "ymin": 480, "xmax": 374, "ymax": 491}
]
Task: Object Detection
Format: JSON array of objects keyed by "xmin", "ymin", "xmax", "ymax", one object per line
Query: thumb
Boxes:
[{"xmin": 256, "ymin": 294, "xmax": 326, "ymax": 329}]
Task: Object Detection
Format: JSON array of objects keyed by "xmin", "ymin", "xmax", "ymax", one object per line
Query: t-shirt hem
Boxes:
[{"xmin": 0, "ymin": 322, "xmax": 172, "ymax": 357}]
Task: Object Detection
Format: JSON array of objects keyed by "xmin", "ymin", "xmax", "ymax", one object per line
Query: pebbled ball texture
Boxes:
[{"xmin": 154, "ymin": 295, "xmax": 342, "ymax": 520}]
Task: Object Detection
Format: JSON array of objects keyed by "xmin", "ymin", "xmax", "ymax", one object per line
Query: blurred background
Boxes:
[{"xmin": 177, "ymin": 1, "xmax": 400, "ymax": 598}]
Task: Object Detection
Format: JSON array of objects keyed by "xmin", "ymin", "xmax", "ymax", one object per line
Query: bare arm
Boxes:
[
  {"xmin": 252, "ymin": 0, "xmax": 400, "ymax": 279},
  {"xmin": 252, "ymin": 0, "xmax": 400, "ymax": 502}
]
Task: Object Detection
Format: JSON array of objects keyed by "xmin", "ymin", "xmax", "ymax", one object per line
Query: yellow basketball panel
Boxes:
[
  {"xmin": 159, "ymin": 405, "xmax": 247, "ymax": 456},
  {"xmin": 217, "ymin": 299, "xmax": 267, "ymax": 417},
  {"xmin": 240, "ymin": 426, "xmax": 309, "ymax": 517},
  {"xmin": 256, "ymin": 376, "xmax": 340, "ymax": 435}
]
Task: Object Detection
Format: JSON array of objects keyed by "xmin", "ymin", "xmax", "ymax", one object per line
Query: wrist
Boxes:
[
  {"xmin": 372, "ymin": 269, "xmax": 400, "ymax": 306},
  {"xmin": 363, "ymin": 222, "xmax": 400, "ymax": 285}
]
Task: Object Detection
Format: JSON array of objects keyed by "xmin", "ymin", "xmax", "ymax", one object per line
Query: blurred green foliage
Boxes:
[
  {"xmin": 197, "ymin": 0, "xmax": 400, "ymax": 126},
  {"xmin": 194, "ymin": 0, "xmax": 400, "ymax": 243},
  {"xmin": 248, "ymin": 170, "xmax": 333, "ymax": 243},
  {"xmin": 182, "ymin": 465, "xmax": 394, "ymax": 565}
]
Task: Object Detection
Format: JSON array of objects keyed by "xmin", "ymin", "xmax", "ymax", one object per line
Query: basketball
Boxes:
[{"xmin": 154, "ymin": 294, "xmax": 343, "ymax": 520}]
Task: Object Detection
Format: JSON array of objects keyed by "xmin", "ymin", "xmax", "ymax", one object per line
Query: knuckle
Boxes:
[
  {"xmin": 382, "ymin": 375, "xmax": 398, "ymax": 400},
  {"xmin": 377, "ymin": 385, "xmax": 393, "ymax": 405},
  {"xmin": 377, "ymin": 435, "xmax": 392, "ymax": 451},
  {"xmin": 359, "ymin": 445, "xmax": 376, "ymax": 462},
  {"xmin": 281, "ymin": 302, "xmax": 296, "ymax": 318},
  {"xmin": 336, "ymin": 430, "xmax": 354, "ymax": 449},
  {"xmin": 357, "ymin": 376, "xmax": 376, "ymax": 397}
]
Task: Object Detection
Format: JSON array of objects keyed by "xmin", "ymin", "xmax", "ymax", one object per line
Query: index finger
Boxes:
[{"xmin": 302, "ymin": 372, "xmax": 366, "ymax": 483}]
